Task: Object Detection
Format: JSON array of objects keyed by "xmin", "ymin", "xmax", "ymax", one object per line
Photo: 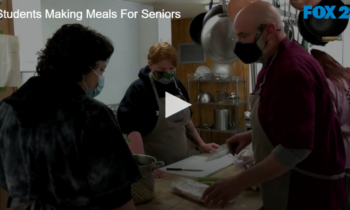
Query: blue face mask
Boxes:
[{"xmin": 85, "ymin": 70, "xmax": 104, "ymax": 98}]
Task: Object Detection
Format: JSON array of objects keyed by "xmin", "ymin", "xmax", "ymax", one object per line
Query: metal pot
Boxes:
[
  {"xmin": 201, "ymin": 4, "xmax": 239, "ymax": 64},
  {"xmin": 214, "ymin": 109, "xmax": 235, "ymax": 130},
  {"xmin": 131, "ymin": 155, "xmax": 164, "ymax": 204},
  {"xmin": 196, "ymin": 92, "xmax": 212, "ymax": 103},
  {"xmin": 210, "ymin": 62, "xmax": 233, "ymax": 79}
]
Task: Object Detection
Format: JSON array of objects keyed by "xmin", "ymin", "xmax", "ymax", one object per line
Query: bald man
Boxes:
[{"xmin": 202, "ymin": 2, "xmax": 346, "ymax": 210}]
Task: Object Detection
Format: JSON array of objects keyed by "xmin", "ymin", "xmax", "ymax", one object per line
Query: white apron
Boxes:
[{"xmin": 143, "ymin": 74, "xmax": 191, "ymax": 166}]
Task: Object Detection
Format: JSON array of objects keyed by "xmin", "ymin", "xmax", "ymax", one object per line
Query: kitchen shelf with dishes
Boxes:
[{"xmin": 187, "ymin": 72, "xmax": 248, "ymax": 135}]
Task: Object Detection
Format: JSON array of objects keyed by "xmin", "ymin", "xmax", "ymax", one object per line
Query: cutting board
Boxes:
[{"xmin": 160, "ymin": 154, "xmax": 234, "ymax": 177}]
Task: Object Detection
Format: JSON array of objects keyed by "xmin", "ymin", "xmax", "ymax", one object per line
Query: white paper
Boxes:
[
  {"xmin": 171, "ymin": 178, "xmax": 208, "ymax": 203},
  {"xmin": 0, "ymin": 34, "xmax": 20, "ymax": 87}
]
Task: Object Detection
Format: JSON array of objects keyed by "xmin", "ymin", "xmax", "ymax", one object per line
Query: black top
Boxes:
[
  {"xmin": 0, "ymin": 76, "xmax": 141, "ymax": 210},
  {"xmin": 117, "ymin": 65, "xmax": 192, "ymax": 136}
]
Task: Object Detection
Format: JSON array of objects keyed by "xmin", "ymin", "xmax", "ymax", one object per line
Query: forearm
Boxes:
[
  {"xmin": 185, "ymin": 120, "xmax": 205, "ymax": 148},
  {"xmin": 127, "ymin": 132, "xmax": 144, "ymax": 154},
  {"xmin": 235, "ymin": 145, "xmax": 310, "ymax": 188},
  {"xmin": 235, "ymin": 153, "xmax": 289, "ymax": 188}
]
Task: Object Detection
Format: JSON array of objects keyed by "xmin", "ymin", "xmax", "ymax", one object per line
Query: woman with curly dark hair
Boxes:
[{"xmin": 0, "ymin": 24, "xmax": 141, "ymax": 210}]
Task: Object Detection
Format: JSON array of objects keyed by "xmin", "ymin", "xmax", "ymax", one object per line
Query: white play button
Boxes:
[{"xmin": 165, "ymin": 92, "xmax": 191, "ymax": 118}]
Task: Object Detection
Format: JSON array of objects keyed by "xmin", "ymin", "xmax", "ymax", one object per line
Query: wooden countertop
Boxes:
[{"xmin": 136, "ymin": 164, "xmax": 262, "ymax": 210}]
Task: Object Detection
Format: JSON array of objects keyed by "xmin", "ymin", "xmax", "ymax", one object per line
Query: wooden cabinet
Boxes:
[{"xmin": 0, "ymin": 0, "xmax": 14, "ymax": 34}]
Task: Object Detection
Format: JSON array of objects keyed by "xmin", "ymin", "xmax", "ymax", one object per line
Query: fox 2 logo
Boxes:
[{"xmin": 303, "ymin": 5, "xmax": 350, "ymax": 19}]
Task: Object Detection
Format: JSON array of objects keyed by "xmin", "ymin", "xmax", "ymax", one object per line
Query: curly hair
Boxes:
[{"xmin": 36, "ymin": 24, "xmax": 114, "ymax": 82}]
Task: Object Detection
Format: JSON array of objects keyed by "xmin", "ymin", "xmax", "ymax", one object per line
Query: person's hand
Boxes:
[
  {"xmin": 154, "ymin": 169, "xmax": 163, "ymax": 178},
  {"xmin": 202, "ymin": 177, "xmax": 246, "ymax": 208},
  {"xmin": 200, "ymin": 143, "xmax": 220, "ymax": 152},
  {"xmin": 226, "ymin": 132, "xmax": 251, "ymax": 155}
]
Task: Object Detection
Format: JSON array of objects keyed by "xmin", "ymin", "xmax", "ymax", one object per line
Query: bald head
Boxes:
[
  {"xmin": 234, "ymin": 1, "xmax": 283, "ymax": 33},
  {"xmin": 232, "ymin": 1, "xmax": 286, "ymax": 63}
]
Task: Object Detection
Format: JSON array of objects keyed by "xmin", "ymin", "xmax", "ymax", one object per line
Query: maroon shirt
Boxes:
[{"xmin": 254, "ymin": 38, "xmax": 346, "ymax": 210}]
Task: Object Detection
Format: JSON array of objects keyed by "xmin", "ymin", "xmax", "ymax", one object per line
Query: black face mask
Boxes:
[{"xmin": 234, "ymin": 25, "xmax": 267, "ymax": 64}]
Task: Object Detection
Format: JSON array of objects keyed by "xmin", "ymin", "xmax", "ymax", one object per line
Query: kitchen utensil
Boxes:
[
  {"xmin": 195, "ymin": 66, "xmax": 210, "ymax": 78},
  {"xmin": 296, "ymin": 11, "xmax": 300, "ymax": 43},
  {"xmin": 290, "ymin": 0, "xmax": 321, "ymax": 10},
  {"xmin": 227, "ymin": 0, "xmax": 259, "ymax": 21},
  {"xmin": 203, "ymin": 4, "xmax": 223, "ymax": 26},
  {"xmin": 201, "ymin": 3, "xmax": 239, "ymax": 64},
  {"xmin": 190, "ymin": 72, "xmax": 202, "ymax": 80},
  {"xmin": 244, "ymin": 111, "xmax": 251, "ymax": 119},
  {"xmin": 226, "ymin": 92, "xmax": 238, "ymax": 100},
  {"xmin": 196, "ymin": 92, "xmax": 212, "ymax": 103},
  {"xmin": 166, "ymin": 168, "xmax": 203, "ymax": 171},
  {"xmin": 214, "ymin": 109, "xmax": 235, "ymax": 130},
  {"xmin": 273, "ymin": 0, "xmax": 280, "ymax": 8},
  {"xmin": 287, "ymin": 1, "xmax": 296, "ymax": 42},
  {"xmin": 283, "ymin": 0, "xmax": 292, "ymax": 40},
  {"xmin": 210, "ymin": 62, "xmax": 233, "ymax": 79},
  {"xmin": 189, "ymin": 12, "xmax": 207, "ymax": 45},
  {"xmin": 298, "ymin": 0, "xmax": 348, "ymax": 39},
  {"xmin": 131, "ymin": 154, "xmax": 164, "ymax": 204},
  {"xmin": 205, "ymin": 143, "xmax": 239, "ymax": 162},
  {"xmin": 297, "ymin": 12, "xmax": 340, "ymax": 46}
]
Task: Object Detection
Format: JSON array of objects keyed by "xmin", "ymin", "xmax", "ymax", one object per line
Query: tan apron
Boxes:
[
  {"xmin": 251, "ymin": 53, "xmax": 345, "ymax": 210},
  {"xmin": 143, "ymin": 74, "xmax": 191, "ymax": 166}
]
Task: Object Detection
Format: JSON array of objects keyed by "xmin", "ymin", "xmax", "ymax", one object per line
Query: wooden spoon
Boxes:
[
  {"xmin": 290, "ymin": 0, "xmax": 321, "ymax": 11},
  {"xmin": 227, "ymin": 0, "xmax": 259, "ymax": 21}
]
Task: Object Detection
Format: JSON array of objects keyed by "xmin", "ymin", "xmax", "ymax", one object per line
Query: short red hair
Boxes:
[{"xmin": 147, "ymin": 42, "xmax": 177, "ymax": 67}]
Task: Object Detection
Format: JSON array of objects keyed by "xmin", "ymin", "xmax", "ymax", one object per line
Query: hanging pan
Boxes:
[
  {"xmin": 299, "ymin": 0, "xmax": 348, "ymax": 37},
  {"xmin": 290, "ymin": 0, "xmax": 321, "ymax": 11},
  {"xmin": 297, "ymin": 13, "xmax": 340, "ymax": 46},
  {"xmin": 189, "ymin": 12, "xmax": 207, "ymax": 45},
  {"xmin": 203, "ymin": 4, "xmax": 224, "ymax": 26},
  {"xmin": 201, "ymin": 2, "xmax": 238, "ymax": 63}
]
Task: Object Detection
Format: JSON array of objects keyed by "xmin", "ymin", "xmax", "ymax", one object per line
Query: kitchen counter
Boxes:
[{"xmin": 136, "ymin": 163, "xmax": 262, "ymax": 210}]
